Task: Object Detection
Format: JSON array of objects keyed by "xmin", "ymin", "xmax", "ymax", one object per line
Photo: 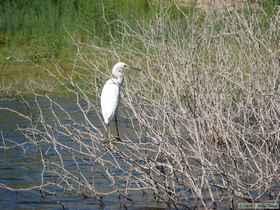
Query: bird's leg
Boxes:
[
  {"xmin": 104, "ymin": 124, "xmax": 114, "ymax": 149},
  {"xmin": 107, "ymin": 124, "xmax": 111, "ymax": 140},
  {"xmin": 104, "ymin": 124, "xmax": 112, "ymax": 142},
  {"xmin": 114, "ymin": 114, "xmax": 121, "ymax": 141},
  {"xmin": 108, "ymin": 125, "xmax": 115, "ymax": 149}
]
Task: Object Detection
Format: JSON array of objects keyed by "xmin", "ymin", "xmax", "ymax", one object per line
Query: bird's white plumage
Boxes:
[
  {"xmin": 101, "ymin": 62, "xmax": 127, "ymax": 125},
  {"xmin": 101, "ymin": 79, "xmax": 120, "ymax": 124}
]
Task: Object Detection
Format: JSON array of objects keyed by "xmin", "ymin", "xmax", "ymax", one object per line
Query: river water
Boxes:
[
  {"xmin": 1, "ymin": 97, "xmax": 279, "ymax": 210},
  {"xmin": 0, "ymin": 97, "xmax": 165, "ymax": 210}
]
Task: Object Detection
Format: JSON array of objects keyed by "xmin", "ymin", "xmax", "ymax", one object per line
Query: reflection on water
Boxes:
[{"xmin": 0, "ymin": 97, "xmax": 166, "ymax": 210}]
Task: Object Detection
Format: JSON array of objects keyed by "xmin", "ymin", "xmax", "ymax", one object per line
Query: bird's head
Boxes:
[{"xmin": 112, "ymin": 62, "xmax": 128, "ymax": 84}]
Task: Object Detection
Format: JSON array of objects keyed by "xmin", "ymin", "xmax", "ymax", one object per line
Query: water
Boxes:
[
  {"xmin": 1, "ymin": 97, "xmax": 278, "ymax": 210},
  {"xmin": 0, "ymin": 97, "xmax": 165, "ymax": 210}
]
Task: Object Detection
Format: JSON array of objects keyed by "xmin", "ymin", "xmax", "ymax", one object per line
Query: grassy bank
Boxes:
[
  {"xmin": 0, "ymin": 1, "xmax": 279, "ymax": 97},
  {"xmin": 0, "ymin": 0, "xmax": 190, "ymax": 96},
  {"xmin": 0, "ymin": 0, "xmax": 154, "ymax": 63},
  {"xmin": 0, "ymin": 0, "xmax": 279, "ymax": 63}
]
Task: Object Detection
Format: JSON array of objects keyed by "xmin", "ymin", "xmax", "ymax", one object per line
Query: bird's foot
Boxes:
[
  {"xmin": 103, "ymin": 136, "xmax": 121, "ymax": 150},
  {"xmin": 104, "ymin": 140, "xmax": 114, "ymax": 150},
  {"xmin": 113, "ymin": 136, "xmax": 122, "ymax": 142}
]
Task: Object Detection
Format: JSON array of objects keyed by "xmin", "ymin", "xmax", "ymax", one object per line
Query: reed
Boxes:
[{"xmin": 0, "ymin": 0, "xmax": 155, "ymax": 63}]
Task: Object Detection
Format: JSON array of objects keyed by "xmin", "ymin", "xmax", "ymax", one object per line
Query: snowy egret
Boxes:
[{"xmin": 101, "ymin": 62, "xmax": 128, "ymax": 142}]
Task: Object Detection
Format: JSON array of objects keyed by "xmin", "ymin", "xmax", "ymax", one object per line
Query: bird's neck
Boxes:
[{"xmin": 112, "ymin": 75, "xmax": 123, "ymax": 85}]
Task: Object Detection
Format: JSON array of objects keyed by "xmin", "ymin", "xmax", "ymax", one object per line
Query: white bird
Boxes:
[{"xmin": 101, "ymin": 62, "xmax": 128, "ymax": 141}]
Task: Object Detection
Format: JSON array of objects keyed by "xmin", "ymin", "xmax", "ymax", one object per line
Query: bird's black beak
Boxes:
[{"xmin": 129, "ymin": 66, "xmax": 141, "ymax": 71}]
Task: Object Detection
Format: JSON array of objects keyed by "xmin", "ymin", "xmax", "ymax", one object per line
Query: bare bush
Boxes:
[{"xmin": 3, "ymin": 6, "xmax": 280, "ymax": 209}]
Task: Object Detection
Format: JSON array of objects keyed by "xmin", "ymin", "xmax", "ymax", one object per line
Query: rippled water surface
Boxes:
[{"xmin": 0, "ymin": 97, "xmax": 165, "ymax": 210}]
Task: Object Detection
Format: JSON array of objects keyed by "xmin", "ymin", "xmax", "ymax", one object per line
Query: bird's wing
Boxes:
[{"xmin": 101, "ymin": 79, "xmax": 120, "ymax": 124}]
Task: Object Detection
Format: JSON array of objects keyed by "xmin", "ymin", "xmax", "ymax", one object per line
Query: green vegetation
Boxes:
[
  {"xmin": 0, "ymin": 0, "xmax": 154, "ymax": 63},
  {"xmin": 1, "ymin": 0, "xmax": 279, "ymax": 62},
  {"xmin": 0, "ymin": 0, "xmax": 280, "ymax": 96},
  {"xmin": 0, "ymin": 0, "xmax": 156, "ymax": 96}
]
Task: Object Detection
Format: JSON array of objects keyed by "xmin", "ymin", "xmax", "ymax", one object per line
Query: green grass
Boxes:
[
  {"xmin": 0, "ymin": 0, "xmax": 279, "ymax": 63},
  {"xmin": 0, "ymin": 0, "xmax": 156, "ymax": 63},
  {"xmin": 0, "ymin": 0, "xmax": 279, "ymax": 97},
  {"xmin": 0, "ymin": 0, "xmax": 159, "ymax": 96}
]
